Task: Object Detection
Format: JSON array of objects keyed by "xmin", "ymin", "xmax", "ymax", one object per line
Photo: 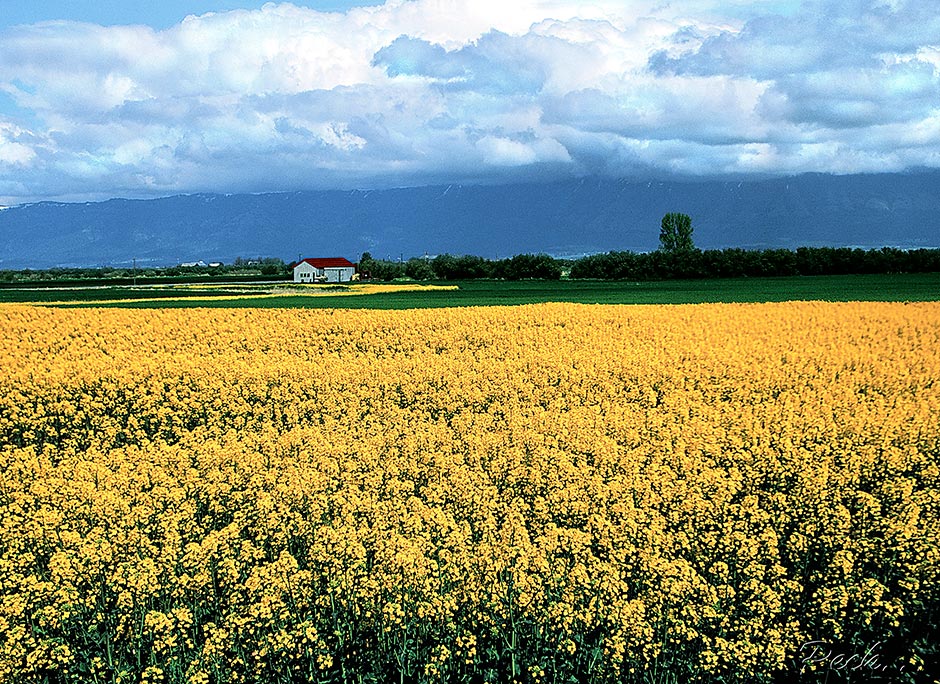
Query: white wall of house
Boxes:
[
  {"xmin": 323, "ymin": 267, "xmax": 355, "ymax": 283},
  {"xmin": 294, "ymin": 262, "xmax": 318, "ymax": 282}
]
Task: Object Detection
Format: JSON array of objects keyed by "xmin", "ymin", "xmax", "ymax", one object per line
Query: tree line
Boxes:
[
  {"xmin": 358, "ymin": 212, "xmax": 940, "ymax": 280},
  {"xmin": 5, "ymin": 246, "xmax": 939, "ymax": 285},
  {"xmin": 359, "ymin": 246, "xmax": 940, "ymax": 282},
  {"xmin": 0, "ymin": 258, "xmax": 291, "ymax": 286},
  {"xmin": 359, "ymin": 252, "xmax": 565, "ymax": 281}
]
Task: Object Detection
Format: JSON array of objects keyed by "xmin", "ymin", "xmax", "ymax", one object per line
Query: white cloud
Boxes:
[
  {"xmin": 476, "ymin": 136, "xmax": 539, "ymax": 166},
  {"xmin": 0, "ymin": 122, "xmax": 36, "ymax": 165},
  {"xmin": 0, "ymin": 0, "xmax": 938, "ymax": 203}
]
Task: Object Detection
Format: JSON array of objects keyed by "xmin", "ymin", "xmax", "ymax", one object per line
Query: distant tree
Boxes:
[
  {"xmin": 429, "ymin": 254, "xmax": 455, "ymax": 279},
  {"xmin": 405, "ymin": 258, "xmax": 435, "ymax": 280},
  {"xmin": 659, "ymin": 213, "xmax": 695, "ymax": 253},
  {"xmin": 358, "ymin": 252, "xmax": 376, "ymax": 279},
  {"xmin": 569, "ymin": 251, "xmax": 642, "ymax": 280},
  {"xmin": 495, "ymin": 253, "xmax": 562, "ymax": 280},
  {"xmin": 359, "ymin": 252, "xmax": 404, "ymax": 281},
  {"xmin": 431, "ymin": 254, "xmax": 494, "ymax": 280}
]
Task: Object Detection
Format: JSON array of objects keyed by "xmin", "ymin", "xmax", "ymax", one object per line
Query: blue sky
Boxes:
[
  {"xmin": 1, "ymin": 1, "xmax": 938, "ymax": 205},
  {"xmin": 0, "ymin": 1, "xmax": 371, "ymax": 30}
]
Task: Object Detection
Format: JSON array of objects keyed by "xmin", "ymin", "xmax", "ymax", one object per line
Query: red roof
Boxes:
[{"xmin": 295, "ymin": 257, "xmax": 355, "ymax": 269}]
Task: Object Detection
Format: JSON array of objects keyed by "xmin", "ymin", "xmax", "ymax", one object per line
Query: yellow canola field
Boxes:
[{"xmin": 0, "ymin": 302, "xmax": 937, "ymax": 684}]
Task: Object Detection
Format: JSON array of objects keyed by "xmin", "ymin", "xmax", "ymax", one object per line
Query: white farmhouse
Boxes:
[{"xmin": 293, "ymin": 257, "xmax": 356, "ymax": 283}]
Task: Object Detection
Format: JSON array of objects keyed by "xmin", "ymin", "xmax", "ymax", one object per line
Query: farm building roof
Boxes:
[{"xmin": 294, "ymin": 257, "xmax": 356, "ymax": 269}]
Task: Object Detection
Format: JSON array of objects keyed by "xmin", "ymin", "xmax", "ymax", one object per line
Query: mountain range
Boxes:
[{"xmin": 1, "ymin": 172, "xmax": 938, "ymax": 269}]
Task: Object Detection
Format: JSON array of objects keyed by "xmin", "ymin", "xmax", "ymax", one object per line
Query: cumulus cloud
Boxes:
[
  {"xmin": 0, "ymin": 0, "xmax": 938, "ymax": 203},
  {"xmin": 0, "ymin": 121, "xmax": 37, "ymax": 163}
]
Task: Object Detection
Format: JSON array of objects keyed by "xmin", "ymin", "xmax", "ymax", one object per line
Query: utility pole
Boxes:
[{"xmin": 133, "ymin": 257, "xmax": 137, "ymax": 286}]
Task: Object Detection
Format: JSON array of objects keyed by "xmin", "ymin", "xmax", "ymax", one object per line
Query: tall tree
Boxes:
[{"xmin": 659, "ymin": 213, "xmax": 695, "ymax": 252}]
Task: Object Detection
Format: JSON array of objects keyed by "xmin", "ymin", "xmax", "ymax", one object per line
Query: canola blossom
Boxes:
[{"xmin": 0, "ymin": 302, "xmax": 937, "ymax": 684}]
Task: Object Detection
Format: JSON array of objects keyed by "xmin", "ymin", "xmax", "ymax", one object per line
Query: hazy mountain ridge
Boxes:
[{"xmin": 1, "ymin": 173, "xmax": 938, "ymax": 269}]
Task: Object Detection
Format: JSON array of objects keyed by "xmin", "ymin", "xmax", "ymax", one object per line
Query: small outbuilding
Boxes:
[{"xmin": 293, "ymin": 257, "xmax": 356, "ymax": 283}]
